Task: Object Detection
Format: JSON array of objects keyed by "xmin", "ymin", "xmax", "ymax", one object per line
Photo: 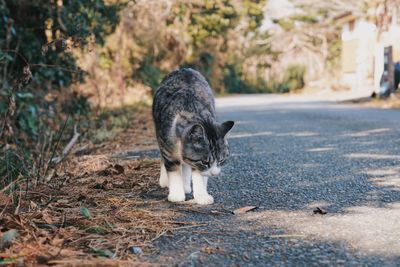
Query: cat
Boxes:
[{"xmin": 152, "ymin": 68, "xmax": 234, "ymax": 205}]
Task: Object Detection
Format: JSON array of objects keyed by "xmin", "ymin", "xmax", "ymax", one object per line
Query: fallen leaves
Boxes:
[
  {"xmin": 97, "ymin": 164, "xmax": 125, "ymax": 176},
  {"xmin": 0, "ymin": 108, "xmax": 169, "ymax": 265},
  {"xmin": 313, "ymin": 207, "xmax": 327, "ymax": 215},
  {"xmin": 0, "ymin": 157, "xmax": 180, "ymax": 265}
]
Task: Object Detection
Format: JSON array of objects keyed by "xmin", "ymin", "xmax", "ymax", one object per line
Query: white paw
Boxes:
[
  {"xmin": 159, "ymin": 177, "xmax": 168, "ymax": 188},
  {"xmin": 184, "ymin": 184, "xmax": 192, "ymax": 194},
  {"xmin": 168, "ymin": 192, "xmax": 185, "ymax": 202},
  {"xmin": 194, "ymin": 194, "xmax": 214, "ymax": 205}
]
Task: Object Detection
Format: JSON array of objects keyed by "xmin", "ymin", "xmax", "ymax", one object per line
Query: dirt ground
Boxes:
[{"xmin": 0, "ymin": 108, "xmax": 189, "ymax": 266}]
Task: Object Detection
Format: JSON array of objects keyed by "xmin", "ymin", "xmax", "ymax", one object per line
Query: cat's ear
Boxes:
[
  {"xmin": 188, "ymin": 124, "xmax": 205, "ymax": 144},
  {"xmin": 221, "ymin": 121, "xmax": 234, "ymax": 137}
]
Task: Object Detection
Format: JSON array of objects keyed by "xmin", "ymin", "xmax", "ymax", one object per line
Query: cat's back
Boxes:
[{"xmin": 153, "ymin": 68, "xmax": 215, "ymax": 121}]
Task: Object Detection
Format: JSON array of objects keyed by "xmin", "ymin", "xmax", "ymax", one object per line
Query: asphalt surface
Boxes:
[{"xmin": 145, "ymin": 95, "xmax": 400, "ymax": 266}]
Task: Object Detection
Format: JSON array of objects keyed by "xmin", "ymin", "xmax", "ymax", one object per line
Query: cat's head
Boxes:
[{"xmin": 182, "ymin": 121, "xmax": 234, "ymax": 176}]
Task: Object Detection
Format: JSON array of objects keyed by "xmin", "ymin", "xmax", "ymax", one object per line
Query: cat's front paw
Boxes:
[
  {"xmin": 194, "ymin": 194, "xmax": 214, "ymax": 205},
  {"xmin": 184, "ymin": 184, "xmax": 192, "ymax": 194},
  {"xmin": 168, "ymin": 192, "xmax": 185, "ymax": 203},
  {"xmin": 159, "ymin": 177, "xmax": 168, "ymax": 188}
]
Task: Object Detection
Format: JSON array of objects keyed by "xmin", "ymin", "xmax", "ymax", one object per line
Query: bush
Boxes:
[
  {"xmin": 268, "ymin": 64, "xmax": 306, "ymax": 93},
  {"xmin": 0, "ymin": 0, "xmax": 120, "ymax": 189},
  {"xmin": 223, "ymin": 64, "xmax": 272, "ymax": 94},
  {"xmin": 282, "ymin": 64, "xmax": 306, "ymax": 92}
]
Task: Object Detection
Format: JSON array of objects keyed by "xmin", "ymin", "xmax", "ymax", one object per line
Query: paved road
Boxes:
[{"xmin": 148, "ymin": 95, "xmax": 400, "ymax": 266}]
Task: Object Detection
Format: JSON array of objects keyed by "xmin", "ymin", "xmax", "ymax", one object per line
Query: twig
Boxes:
[
  {"xmin": 68, "ymin": 234, "xmax": 100, "ymax": 245},
  {"xmin": 13, "ymin": 187, "xmax": 22, "ymax": 215},
  {"xmin": 203, "ymin": 237, "xmax": 215, "ymax": 245},
  {"xmin": 49, "ymin": 212, "xmax": 67, "ymax": 258},
  {"xmin": 172, "ymin": 223, "xmax": 207, "ymax": 230},
  {"xmin": 62, "ymin": 124, "xmax": 80, "ymax": 157},
  {"xmin": 43, "ymin": 114, "xmax": 70, "ymax": 179},
  {"xmin": 0, "ymin": 176, "xmax": 23, "ymax": 194},
  {"xmin": 51, "ymin": 124, "xmax": 80, "ymax": 165},
  {"xmin": 0, "ymin": 195, "xmax": 11, "ymax": 217},
  {"xmin": 36, "ymin": 129, "xmax": 49, "ymax": 184},
  {"xmin": 30, "ymin": 63, "xmax": 84, "ymax": 74},
  {"xmin": 151, "ymin": 229, "xmax": 169, "ymax": 242},
  {"xmin": 0, "ymin": 49, "xmax": 29, "ymax": 65}
]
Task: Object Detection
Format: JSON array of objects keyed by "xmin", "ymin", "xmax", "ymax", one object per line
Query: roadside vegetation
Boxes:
[{"xmin": 1, "ymin": 0, "xmax": 392, "ymax": 264}]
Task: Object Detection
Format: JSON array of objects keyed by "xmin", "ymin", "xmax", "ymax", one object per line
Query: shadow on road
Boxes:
[{"xmin": 218, "ymin": 101, "xmax": 400, "ymax": 261}]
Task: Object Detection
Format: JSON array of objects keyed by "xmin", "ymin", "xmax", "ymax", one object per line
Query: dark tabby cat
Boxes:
[{"xmin": 152, "ymin": 68, "xmax": 234, "ymax": 204}]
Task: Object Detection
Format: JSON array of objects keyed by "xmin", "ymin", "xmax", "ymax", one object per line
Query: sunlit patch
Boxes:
[
  {"xmin": 355, "ymin": 141, "xmax": 378, "ymax": 146},
  {"xmin": 340, "ymin": 128, "xmax": 391, "ymax": 137},
  {"xmin": 364, "ymin": 166, "xmax": 400, "ymax": 191},
  {"xmin": 241, "ymin": 203, "xmax": 400, "ymax": 257},
  {"xmin": 346, "ymin": 153, "xmax": 400, "ymax": 160},
  {"xmin": 229, "ymin": 131, "xmax": 273, "ymax": 139},
  {"xmin": 369, "ymin": 177, "xmax": 400, "ymax": 191},
  {"xmin": 365, "ymin": 168, "xmax": 400, "ymax": 176}
]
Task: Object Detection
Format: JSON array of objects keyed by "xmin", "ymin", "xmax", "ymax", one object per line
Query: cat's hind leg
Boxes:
[
  {"xmin": 182, "ymin": 163, "xmax": 192, "ymax": 194},
  {"xmin": 192, "ymin": 171, "xmax": 214, "ymax": 205},
  {"xmin": 159, "ymin": 162, "xmax": 168, "ymax": 188}
]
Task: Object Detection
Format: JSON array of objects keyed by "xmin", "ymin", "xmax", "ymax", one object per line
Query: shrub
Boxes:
[{"xmin": 0, "ymin": 0, "xmax": 120, "ymax": 190}]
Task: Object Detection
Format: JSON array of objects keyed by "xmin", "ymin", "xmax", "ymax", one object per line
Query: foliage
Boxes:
[
  {"xmin": 0, "ymin": 0, "xmax": 120, "ymax": 189},
  {"xmin": 180, "ymin": 0, "xmax": 267, "ymax": 93},
  {"xmin": 78, "ymin": 0, "xmax": 268, "ymax": 103},
  {"xmin": 135, "ymin": 57, "xmax": 163, "ymax": 92},
  {"xmin": 0, "ymin": 0, "xmax": 324, "ymax": 193},
  {"xmin": 186, "ymin": 0, "xmax": 238, "ymax": 47},
  {"xmin": 223, "ymin": 64, "xmax": 270, "ymax": 94},
  {"xmin": 280, "ymin": 64, "xmax": 306, "ymax": 93},
  {"xmin": 0, "ymin": 149, "xmax": 29, "ymax": 189}
]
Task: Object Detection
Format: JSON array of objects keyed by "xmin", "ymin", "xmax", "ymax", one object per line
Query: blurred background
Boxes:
[{"xmin": 1, "ymin": 0, "xmax": 400, "ymax": 188}]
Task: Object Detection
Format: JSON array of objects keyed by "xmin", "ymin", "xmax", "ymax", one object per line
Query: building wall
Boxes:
[
  {"xmin": 340, "ymin": 12, "xmax": 400, "ymax": 93},
  {"xmin": 341, "ymin": 18, "xmax": 376, "ymax": 92}
]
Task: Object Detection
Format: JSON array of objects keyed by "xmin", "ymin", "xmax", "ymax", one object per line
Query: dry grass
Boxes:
[
  {"xmin": 0, "ymin": 108, "xmax": 187, "ymax": 266},
  {"xmin": 91, "ymin": 108, "xmax": 158, "ymax": 155}
]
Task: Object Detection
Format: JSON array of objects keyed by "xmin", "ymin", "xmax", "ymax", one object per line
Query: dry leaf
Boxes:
[
  {"xmin": 233, "ymin": 206, "xmax": 258, "ymax": 215},
  {"xmin": 313, "ymin": 207, "xmax": 327, "ymax": 215},
  {"xmin": 202, "ymin": 246, "xmax": 225, "ymax": 254},
  {"xmin": 113, "ymin": 164, "xmax": 124, "ymax": 174},
  {"xmin": 42, "ymin": 210, "xmax": 53, "ymax": 224},
  {"xmin": 50, "ymin": 235, "xmax": 65, "ymax": 247}
]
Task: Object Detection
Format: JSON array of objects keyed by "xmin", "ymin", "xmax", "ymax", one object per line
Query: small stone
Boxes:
[{"xmin": 129, "ymin": 246, "xmax": 142, "ymax": 254}]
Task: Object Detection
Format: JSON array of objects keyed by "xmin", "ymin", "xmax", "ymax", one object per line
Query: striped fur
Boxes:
[{"xmin": 152, "ymin": 68, "xmax": 234, "ymax": 204}]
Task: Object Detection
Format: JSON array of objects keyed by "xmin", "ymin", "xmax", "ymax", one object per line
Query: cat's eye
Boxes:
[
  {"xmin": 219, "ymin": 159, "xmax": 226, "ymax": 165},
  {"xmin": 194, "ymin": 160, "xmax": 208, "ymax": 167}
]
